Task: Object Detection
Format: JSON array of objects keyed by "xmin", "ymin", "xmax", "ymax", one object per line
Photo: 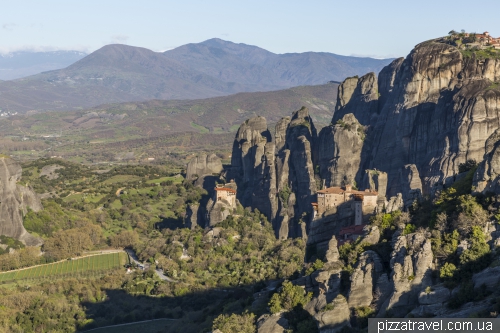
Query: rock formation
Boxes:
[
  {"xmin": 325, "ymin": 41, "xmax": 500, "ymax": 201},
  {"xmin": 227, "ymin": 38, "xmax": 500, "ymax": 241},
  {"xmin": 324, "ymin": 236, "xmax": 339, "ymax": 263},
  {"xmin": 229, "ymin": 108, "xmax": 318, "ymax": 238},
  {"xmin": 399, "ymin": 164, "xmax": 423, "ymax": 208},
  {"xmin": 257, "ymin": 314, "xmax": 289, "ymax": 333},
  {"xmin": 318, "ymin": 113, "xmax": 365, "ymax": 188},
  {"xmin": 378, "ymin": 231, "xmax": 434, "ymax": 317},
  {"xmin": 313, "ymin": 294, "xmax": 350, "ymax": 332},
  {"xmin": 0, "ymin": 157, "xmax": 42, "ymax": 246},
  {"xmin": 186, "ymin": 154, "xmax": 223, "ymax": 180},
  {"xmin": 348, "ymin": 250, "xmax": 384, "ymax": 308},
  {"xmin": 474, "ymin": 129, "xmax": 500, "ymax": 193}
]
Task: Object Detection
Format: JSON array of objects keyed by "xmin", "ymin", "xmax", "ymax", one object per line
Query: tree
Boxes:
[
  {"xmin": 43, "ymin": 229, "xmax": 93, "ymax": 260},
  {"xmin": 269, "ymin": 280, "xmax": 312, "ymax": 313},
  {"xmin": 458, "ymin": 159, "xmax": 477, "ymax": 173},
  {"xmin": 212, "ymin": 313, "xmax": 256, "ymax": 333},
  {"xmin": 459, "ymin": 226, "xmax": 490, "ymax": 265},
  {"xmin": 110, "ymin": 230, "xmax": 140, "ymax": 248}
]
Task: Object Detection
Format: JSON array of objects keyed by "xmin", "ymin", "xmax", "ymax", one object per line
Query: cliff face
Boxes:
[
  {"xmin": 229, "ymin": 40, "xmax": 500, "ymax": 241},
  {"xmin": 186, "ymin": 154, "xmax": 223, "ymax": 181},
  {"xmin": 318, "ymin": 113, "xmax": 365, "ymax": 187},
  {"xmin": 230, "ymin": 108, "xmax": 317, "ymax": 238},
  {"xmin": 0, "ymin": 157, "xmax": 42, "ymax": 246},
  {"xmin": 333, "ymin": 41, "xmax": 500, "ymax": 197}
]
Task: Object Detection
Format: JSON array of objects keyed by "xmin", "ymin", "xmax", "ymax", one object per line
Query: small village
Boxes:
[{"xmin": 442, "ymin": 30, "xmax": 500, "ymax": 50}]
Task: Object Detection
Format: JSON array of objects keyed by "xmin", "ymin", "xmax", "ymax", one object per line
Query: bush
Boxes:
[
  {"xmin": 403, "ymin": 223, "xmax": 416, "ymax": 235},
  {"xmin": 212, "ymin": 312, "xmax": 256, "ymax": 333},
  {"xmin": 440, "ymin": 262, "xmax": 457, "ymax": 279},
  {"xmin": 269, "ymin": 280, "xmax": 312, "ymax": 313},
  {"xmin": 355, "ymin": 306, "xmax": 375, "ymax": 328},
  {"xmin": 459, "ymin": 226, "xmax": 490, "ymax": 265}
]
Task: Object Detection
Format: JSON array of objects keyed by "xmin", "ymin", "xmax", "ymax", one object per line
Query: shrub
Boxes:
[
  {"xmin": 403, "ymin": 223, "xmax": 416, "ymax": 235},
  {"xmin": 268, "ymin": 280, "xmax": 312, "ymax": 313},
  {"xmin": 355, "ymin": 306, "xmax": 375, "ymax": 328},
  {"xmin": 459, "ymin": 226, "xmax": 490, "ymax": 265},
  {"xmin": 440, "ymin": 262, "xmax": 457, "ymax": 279},
  {"xmin": 212, "ymin": 312, "xmax": 256, "ymax": 333}
]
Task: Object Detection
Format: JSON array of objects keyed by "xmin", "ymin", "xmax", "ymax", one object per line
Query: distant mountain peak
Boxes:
[{"xmin": 0, "ymin": 40, "xmax": 394, "ymax": 112}]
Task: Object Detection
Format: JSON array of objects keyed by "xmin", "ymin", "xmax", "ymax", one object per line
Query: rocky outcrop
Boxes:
[
  {"xmin": 257, "ymin": 314, "xmax": 289, "ymax": 333},
  {"xmin": 418, "ymin": 285, "xmax": 451, "ymax": 305},
  {"xmin": 472, "ymin": 266, "xmax": 500, "ymax": 289},
  {"xmin": 186, "ymin": 154, "xmax": 223, "ymax": 180},
  {"xmin": 229, "ymin": 39, "xmax": 500, "ymax": 246},
  {"xmin": 185, "ymin": 203, "xmax": 198, "ymax": 229},
  {"xmin": 362, "ymin": 225, "xmax": 380, "ymax": 245},
  {"xmin": 333, "ymin": 73, "xmax": 379, "ymax": 126},
  {"xmin": 348, "ymin": 250, "xmax": 384, "ymax": 308},
  {"xmin": 325, "ymin": 236, "xmax": 339, "ymax": 263},
  {"xmin": 230, "ymin": 108, "xmax": 318, "ymax": 239},
  {"xmin": 364, "ymin": 169, "xmax": 388, "ymax": 210},
  {"xmin": 281, "ymin": 107, "xmax": 317, "ymax": 237},
  {"xmin": 474, "ymin": 129, "xmax": 500, "ymax": 193},
  {"xmin": 378, "ymin": 231, "xmax": 434, "ymax": 317},
  {"xmin": 0, "ymin": 157, "xmax": 42, "ymax": 246},
  {"xmin": 386, "ymin": 193, "xmax": 403, "ymax": 213},
  {"xmin": 313, "ymin": 294, "xmax": 350, "ymax": 332},
  {"xmin": 399, "ymin": 164, "xmax": 423, "ymax": 209},
  {"xmin": 205, "ymin": 198, "xmax": 233, "ymax": 227},
  {"xmin": 230, "ymin": 116, "xmax": 276, "ymax": 221},
  {"xmin": 329, "ymin": 41, "xmax": 500, "ymax": 199},
  {"xmin": 318, "ymin": 113, "xmax": 365, "ymax": 187}
]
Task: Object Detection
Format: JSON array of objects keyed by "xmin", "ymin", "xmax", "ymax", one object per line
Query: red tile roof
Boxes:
[
  {"xmin": 214, "ymin": 187, "xmax": 236, "ymax": 193},
  {"xmin": 339, "ymin": 224, "xmax": 366, "ymax": 236}
]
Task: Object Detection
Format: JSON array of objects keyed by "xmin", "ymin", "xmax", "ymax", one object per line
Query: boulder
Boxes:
[
  {"xmin": 472, "ymin": 266, "xmax": 500, "ymax": 289},
  {"xmin": 325, "ymin": 236, "xmax": 340, "ymax": 263},
  {"xmin": 257, "ymin": 314, "xmax": 289, "ymax": 333},
  {"xmin": 314, "ymin": 294, "xmax": 350, "ymax": 332},
  {"xmin": 378, "ymin": 232, "xmax": 434, "ymax": 317},
  {"xmin": 362, "ymin": 225, "xmax": 380, "ymax": 245},
  {"xmin": 348, "ymin": 250, "xmax": 384, "ymax": 308},
  {"xmin": 418, "ymin": 286, "xmax": 451, "ymax": 305}
]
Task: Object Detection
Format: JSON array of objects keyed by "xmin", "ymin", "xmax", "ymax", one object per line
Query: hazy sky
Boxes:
[{"xmin": 2, "ymin": 0, "xmax": 499, "ymax": 58}]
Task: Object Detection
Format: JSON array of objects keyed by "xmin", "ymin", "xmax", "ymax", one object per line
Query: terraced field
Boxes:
[{"xmin": 0, "ymin": 252, "xmax": 128, "ymax": 283}]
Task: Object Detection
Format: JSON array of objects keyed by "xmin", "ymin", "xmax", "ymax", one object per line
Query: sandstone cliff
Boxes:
[
  {"xmin": 186, "ymin": 154, "xmax": 223, "ymax": 181},
  {"xmin": 229, "ymin": 108, "xmax": 318, "ymax": 238},
  {"xmin": 318, "ymin": 113, "xmax": 365, "ymax": 187},
  {"xmin": 315, "ymin": 40, "xmax": 500, "ymax": 203},
  {"xmin": 0, "ymin": 157, "xmax": 42, "ymax": 246}
]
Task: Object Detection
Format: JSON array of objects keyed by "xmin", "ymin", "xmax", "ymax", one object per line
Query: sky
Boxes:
[{"xmin": 1, "ymin": 0, "xmax": 499, "ymax": 59}]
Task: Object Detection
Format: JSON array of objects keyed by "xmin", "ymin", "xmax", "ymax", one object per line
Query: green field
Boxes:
[{"xmin": 0, "ymin": 252, "xmax": 128, "ymax": 283}]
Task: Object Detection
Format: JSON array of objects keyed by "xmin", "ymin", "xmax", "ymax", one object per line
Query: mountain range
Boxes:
[
  {"xmin": 0, "ymin": 39, "xmax": 392, "ymax": 113},
  {"xmin": 0, "ymin": 51, "xmax": 87, "ymax": 80}
]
